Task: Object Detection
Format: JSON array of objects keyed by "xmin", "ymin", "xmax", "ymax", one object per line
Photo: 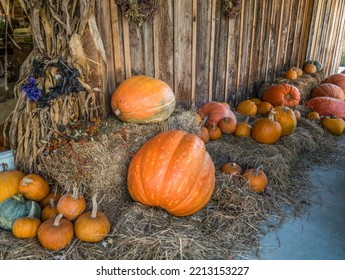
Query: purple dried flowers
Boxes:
[{"xmin": 22, "ymin": 77, "xmax": 42, "ymax": 102}]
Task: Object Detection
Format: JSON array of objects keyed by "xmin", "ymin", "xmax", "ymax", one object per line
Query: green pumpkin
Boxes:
[
  {"xmin": 303, "ymin": 60, "xmax": 323, "ymax": 72},
  {"xmin": 0, "ymin": 194, "xmax": 41, "ymax": 231}
]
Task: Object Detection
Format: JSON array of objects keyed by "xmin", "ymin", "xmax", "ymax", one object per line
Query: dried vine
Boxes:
[{"xmin": 4, "ymin": 0, "xmax": 106, "ymax": 173}]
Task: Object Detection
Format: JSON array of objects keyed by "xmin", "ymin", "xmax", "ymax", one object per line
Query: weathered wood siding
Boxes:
[{"xmin": 99, "ymin": 0, "xmax": 345, "ymax": 111}]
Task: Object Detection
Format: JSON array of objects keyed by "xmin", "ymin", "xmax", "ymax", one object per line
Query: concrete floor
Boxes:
[{"xmin": 258, "ymin": 137, "xmax": 345, "ymax": 260}]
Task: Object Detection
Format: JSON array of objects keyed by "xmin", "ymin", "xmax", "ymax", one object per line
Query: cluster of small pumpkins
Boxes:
[
  {"xmin": 0, "ymin": 164, "xmax": 110, "ymax": 251},
  {"xmin": 284, "ymin": 60, "xmax": 323, "ymax": 80},
  {"xmin": 220, "ymin": 162, "xmax": 268, "ymax": 193}
]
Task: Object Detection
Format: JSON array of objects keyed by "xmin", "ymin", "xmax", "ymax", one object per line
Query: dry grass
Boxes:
[{"xmin": 0, "ymin": 107, "xmax": 342, "ymax": 260}]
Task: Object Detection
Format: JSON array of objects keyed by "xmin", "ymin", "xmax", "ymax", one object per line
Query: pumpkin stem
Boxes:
[
  {"xmin": 49, "ymin": 198, "xmax": 56, "ymax": 209},
  {"xmin": 12, "ymin": 194, "xmax": 25, "ymax": 203},
  {"xmin": 114, "ymin": 108, "xmax": 121, "ymax": 116},
  {"xmin": 202, "ymin": 116, "xmax": 208, "ymax": 126},
  {"xmin": 22, "ymin": 178, "xmax": 34, "ymax": 186},
  {"xmin": 267, "ymin": 108, "xmax": 276, "ymax": 121},
  {"xmin": 254, "ymin": 164, "xmax": 263, "ymax": 175},
  {"xmin": 91, "ymin": 193, "xmax": 98, "ymax": 219},
  {"xmin": 53, "ymin": 213, "xmax": 64, "ymax": 227},
  {"xmin": 28, "ymin": 201, "xmax": 36, "ymax": 219},
  {"xmin": 244, "ymin": 116, "xmax": 250, "ymax": 124},
  {"xmin": 72, "ymin": 187, "xmax": 79, "ymax": 200},
  {"xmin": 1, "ymin": 163, "xmax": 9, "ymax": 172}
]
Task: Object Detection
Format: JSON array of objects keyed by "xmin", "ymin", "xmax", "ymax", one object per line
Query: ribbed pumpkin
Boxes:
[
  {"xmin": 236, "ymin": 100, "xmax": 257, "ymax": 117},
  {"xmin": 306, "ymin": 111, "xmax": 320, "ymax": 120},
  {"xmin": 208, "ymin": 125, "xmax": 222, "ymax": 141},
  {"xmin": 197, "ymin": 101, "xmax": 237, "ymax": 128},
  {"xmin": 127, "ymin": 130, "xmax": 215, "ymax": 217},
  {"xmin": 0, "ymin": 194, "xmax": 41, "ymax": 231},
  {"xmin": 304, "ymin": 97, "xmax": 345, "ymax": 119},
  {"xmin": 262, "ymin": 83, "xmax": 301, "ymax": 108},
  {"xmin": 218, "ymin": 116, "xmax": 237, "ymax": 134},
  {"xmin": 303, "ymin": 60, "xmax": 322, "ymax": 72},
  {"xmin": 273, "ymin": 105, "xmax": 297, "ymax": 136},
  {"xmin": 303, "ymin": 63, "xmax": 317, "ymax": 74},
  {"xmin": 221, "ymin": 162, "xmax": 243, "ymax": 176},
  {"xmin": 251, "ymin": 110, "xmax": 282, "ymax": 144},
  {"xmin": 242, "ymin": 167, "xmax": 268, "ymax": 193},
  {"xmin": 12, "ymin": 201, "xmax": 41, "ymax": 239},
  {"xmin": 291, "ymin": 66, "xmax": 303, "ymax": 77},
  {"xmin": 284, "ymin": 69, "xmax": 298, "ymax": 80},
  {"xmin": 250, "ymin": 98, "xmax": 262, "ymax": 105},
  {"xmin": 0, "ymin": 163, "xmax": 25, "ymax": 203},
  {"xmin": 19, "ymin": 174, "xmax": 50, "ymax": 202},
  {"xmin": 74, "ymin": 194, "xmax": 111, "ymax": 243},
  {"xmin": 40, "ymin": 189, "xmax": 62, "ymax": 208},
  {"xmin": 322, "ymin": 73, "xmax": 345, "ymax": 94},
  {"xmin": 111, "ymin": 75, "xmax": 176, "ymax": 123},
  {"xmin": 234, "ymin": 116, "xmax": 252, "ymax": 137},
  {"xmin": 321, "ymin": 115, "xmax": 345, "ymax": 136},
  {"xmin": 41, "ymin": 199, "xmax": 59, "ymax": 222},
  {"xmin": 311, "ymin": 83, "xmax": 345, "ymax": 101},
  {"xmin": 256, "ymin": 101, "xmax": 273, "ymax": 116},
  {"xmin": 37, "ymin": 213, "xmax": 74, "ymax": 251},
  {"xmin": 56, "ymin": 187, "xmax": 86, "ymax": 220}
]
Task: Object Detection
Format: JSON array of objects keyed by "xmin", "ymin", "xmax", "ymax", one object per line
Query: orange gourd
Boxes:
[
  {"xmin": 284, "ymin": 69, "xmax": 298, "ymax": 80},
  {"xmin": 250, "ymin": 98, "xmax": 262, "ymax": 105},
  {"xmin": 242, "ymin": 166, "xmax": 268, "ymax": 193},
  {"xmin": 221, "ymin": 162, "xmax": 243, "ymax": 176},
  {"xmin": 321, "ymin": 115, "xmax": 345, "ymax": 136},
  {"xmin": 236, "ymin": 100, "xmax": 257, "ymax": 117},
  {"xmin": 208, "ymin": 125, "xmax": 222, "ymax": 141},
  {"xmin": 262, "ymin": 83, "xmax": 301, "ymax": 108},
  {"xmin": 199, "ymin": 126, "xmax": 210, "ymax": 144},
  {"xmin": 218, "ymin": 116, "xmax": 237, "ymax": 134},
  {"xmin": 291, "ymin": 67, "xmax": 303, "ymax": 77},
  {"xmin": 111, "ymin": 75, "xmax": 176, "ymax": 123},
  {"xmin": 303, "ymin": 63, "xmax": 317, "ymax": 74},
  {"xmin": 12, "ymin": 201, "xmax": 41, "ymax": 239},
  {"xmin": 306, "ymin": 111, "xmax": 320, "ymax": 120},
  {"xmin": 19, "ymin": 174, "xmax": 50, "ymax": 202},
  {"xmin": 127, "ymin": 130, "xmax": 215, "ymax": 217},
  {"xmin": 37, "ymin": 213, "xmax": 74, "ymax": 251},
  {"xmin": 0, "ymin": 163, "xmax": 25, "ymax": 203},
  {"xmin": 40, "ymin": 189, "xmax": 62, "ymax": 208},
  {"xmin": 41, "ymin": 199, "xmax": 59, "ymax": 222},
  {"xmin": 74, "ymin": 193, "xmax": 111, "ymax": 243},
  {"xmin": 56, "ymin": 187, "xmax": 86, "ymax": 220},
  {"xmin": 234, "ymin": 116, "xmax": 252, "ymax": 137},
  {"xmin": 251, "ymin": 110, "xmax": 282, "ymax": 144},
  {"xmin": 273, "ymin": 105, "xmax": 297, "ymax": 136},
  {"xmin": 256, "ymin": 101, "xmax": 273, "ymax": 116}
]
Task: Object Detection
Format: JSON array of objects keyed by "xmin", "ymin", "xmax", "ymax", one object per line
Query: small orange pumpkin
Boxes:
[
  {"xmin": 208, "ymin": 125, "xmax": 222, "ymax": 141},
  {"xmin": 256, "ymin": 101, "xmax": 273, "ymax": 116},
  {"xmin": 74, "ymin": 193, "xmax": 111, "ymax": 243},
  {"xmin": 321, "ymin": 115, "xmax": 345, "ymax": 136},
  {"xmin": 220, "ymin": 162, "xmax": 243, "ymax": 176},
  {"xmin": 0, "ymin": 163, "xmax": 25, "ymax": 203},
  {"xmin": 40, "ymin": 189, "xmax": 62, "ymax": 208},
  {"xmin": 12, "ymin": 201, "xmax": 42, "ymax": 239},
  {"xmin": 251, "ymin": 110, "xmax": 281, "ymax": 144},
  {"xmin": 234, "ymin": 116, "xmax": 252, "ymax": 137},
  {"xmin": 273, "ymin": 105, "xmax": 297, "ymax": 136},
  {"xmin": 19, "ymin": 174, "xmax": 50, "ymax": 202},
  {"xmin": 306, "ymin": 111, "xmax": 320, "ymax": 120},
  {"xmin": 56, "ymin": 187, "xmax": 86, "ymax": 220},
  {"xmin": 37, "ymin": 213, "xmax": 74, "ymax": 251},
  {"xmin": 41, "ymin": 199, "xmax": 59, "ymax": 222},
  {"xmin": 236, "ymin": 100, "xmax": 257, "ymax": 117},
  {"xmin": 242, "ymin": 166, "xmax": 268, "ymax": 193},
  {"xmin": 197, "ymin": 101, "xmax": 237, "ymax": 128},
  {"xmin": 291, "ymin": 66, "xmax": 303, "ymax": 77},
  {"xmin": 294, "ymin": 110, "xmax": 301, "ymax": 120},
  {"xmin": 284, "ymin": 69, "xmax": 298, "ymax": 80},
  {"xmin": 303, "ymin": 63, "xmax": 317, "ymax": 74},
  {"xmin": 218, "ymin": 116, "xmax": 237, "ymax": 134},
  {"xmin": 250, "ymin": 98, "xmax": 262, "ymax": 105},
  {"xmin": 199, "ymin": 126, "xmax": 210, "ymax": 144}
]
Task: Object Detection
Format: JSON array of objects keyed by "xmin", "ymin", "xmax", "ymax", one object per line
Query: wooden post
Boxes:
[
  {"xmin": 191, "ymin": 0, "xmax": 197, "ymax": 108},
  {"xmin": 235, "ymin": 0, "xmax": 245, "ymax": 104},
  {"xmin": 246, "ymin": 0, "xmax": 257, "ymax": 96},
  {"xmin": 208, "ymin": 0, "xmax": 217, "ymax": 102},
  {"xmin": 274, "ymin": 0, "xmax": 285, "ymax": 80}
]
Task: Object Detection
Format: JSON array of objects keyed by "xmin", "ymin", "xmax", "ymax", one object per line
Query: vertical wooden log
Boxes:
[
  {"xmin": 208, "ymin": 0, "xmax": 217, "ymax": 102},
  {"xmin": 273, "ymin": 0, "xmax": 285, "ymax": 79},
  {"xmin": 257, "ymin": 1, "xmax": 266, "ymax": 83},
  {"xmin": 283, "ymin": 0, "xmax": 294, "ymax": 68},
  {"xmin": 298, "ymin": 0, "xmax": 314, "ymax": 66},
  {"xmin": 191, "ymin": 0, "xmax": 197, "ymax": 108},
  {"xmin": 122, "ymin": 16, "xmax": 131, "ymax": 78},
  {"xmin": 246, "ymin": 0, "xmax": 257, "ymax": 96},
  {"xmin": 153, "ymin": 16, "xmax": 160, "ymax": 78},
  {"xmin": 235, "ymin": 0, "xmax": 245, "ymax": 104},
  {"xmin": 264, "ymin": 0, "xmax": 275, "ymax": 82},
  {"xmin": 290, "ymin": 0, "xmax": 302, "ymax": 64}
]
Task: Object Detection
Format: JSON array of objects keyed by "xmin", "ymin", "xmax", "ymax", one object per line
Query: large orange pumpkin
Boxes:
[
  {"xmin": 304, "ymin": 97, "xmax": 345, "ymax": 119},
  {"xmin": 322, "ymin": 74, "xmax": 345, "ymax": 94},
  {"xmin": 127, "ymin": 130, "xmax": 215, "ymax": 217},
  {"xmin": 262, "ymin": 83, "xmax": 301, "ymax": 108},
  {"xmin": 273, "ymin": 105, "xmax": 297, "ymax": 136},
  {"xmin": 111, "ymin": 75, "xmax": 176, "ymax": 123},
  {"xmin": 0, "ymin": 163, "xmax": 25, "ymax": 203},
  {"xmin": 311, "ymin": 83, "xmax": 345, "ymax": 101},
  {"xmin": 197, "ymin": 101, "xmax": 237, "ymax": 128}
]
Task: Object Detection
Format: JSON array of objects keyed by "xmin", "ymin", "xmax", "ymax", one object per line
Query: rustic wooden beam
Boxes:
[
  {"xmin": 235, "ymin": 0, "xmax": 245, "ymax": 103},
  {"xmin": 283, "ymin": 0, "xmax": 293, "ymax": 67},
  {"xmin": 257, "ymin": 1, "xmax": 266, "ymax": 82},
  {"xmin": 208, "ymin": 0, "xmax": 217, "ymax": 101},
  {"xmin": 274, "ymin": 0, "xmax": 285, "ymax": 80},
  {"xmin": 153, "ymin": 15, "xmax": 160, "ymax": 78},
  {"xmin": 264, "ymin": 0, "xmax": 275, "ymax": 82},
  {"xmin": 246, "ymin": 0, "xmax": 257, "ymax": 96},
  {"xmin": 191, "ymin": 0, "xmax": 197, "ymax": 107},
  {"xmin": 122, "ymin": 15, "xmax": 131, "ymax": 78}
]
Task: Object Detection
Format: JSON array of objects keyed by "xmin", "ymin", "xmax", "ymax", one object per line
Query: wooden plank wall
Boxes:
[
  {"xmin": 305, "ymin": 0, "xmax": 345, "ymax": 76},
  {"xmin": 99, "ymin": 0, "xmax": 345, "ymax": 112}
]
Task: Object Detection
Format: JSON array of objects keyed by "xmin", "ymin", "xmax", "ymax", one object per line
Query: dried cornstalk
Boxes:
[{"xmin": 5, "ymin": 0, "xmax": 106, "ymax": 173}]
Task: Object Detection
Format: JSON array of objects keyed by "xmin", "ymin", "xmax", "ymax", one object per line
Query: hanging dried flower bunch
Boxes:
[
  {"xmin": 117, "ymin": 0, "xmax": 160, "ymax": 26},
  {"xmin": 222, "ymin": 0, "xmax": 242, "ymax": 19}
]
